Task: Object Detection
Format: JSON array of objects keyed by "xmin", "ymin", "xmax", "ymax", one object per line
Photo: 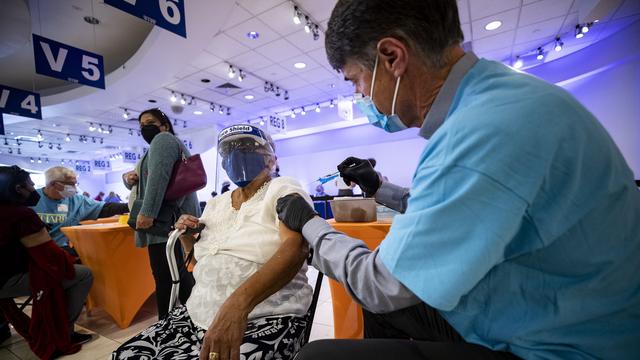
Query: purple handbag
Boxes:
[{"xmin": 164, "ymin": 152, "xmax": 207, "ymax": 201}]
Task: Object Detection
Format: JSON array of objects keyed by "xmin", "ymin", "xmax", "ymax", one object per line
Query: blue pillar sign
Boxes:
[
  {"xmin": 33, "ymin": 34, "xmax": 105, "ymax": 89},
  {"xmin": 104, "ymin": 0, "xmax": 186, "ymax": 38},
  {"xmin": 0, "ymin": 84, "xmax": 42, "ymax": 119},
  {"xmin": 74, "ymin": 161, "xmax": 92, "ymax": 174}
]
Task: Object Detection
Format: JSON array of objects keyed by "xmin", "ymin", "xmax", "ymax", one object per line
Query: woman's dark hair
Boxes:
[
  {"xmin": 138, "ymin": 108, "xmax": 176, "ymax": 135},
  {"xmin": 0, "ymin": 165, "xmax": 31, "ymax": 204},
  {"xmin": 325, "ymin": 0, "xmax": 464, "ymax": 71}
]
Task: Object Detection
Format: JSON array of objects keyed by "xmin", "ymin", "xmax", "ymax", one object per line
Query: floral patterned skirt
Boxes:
[{"xmin": 111, "ymin": 305, "xmax": 307, "ymax": 360}]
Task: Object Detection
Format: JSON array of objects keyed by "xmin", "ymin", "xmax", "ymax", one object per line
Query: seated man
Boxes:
[
  {"xmin": 112, "ymin": 125, "xmax": 313, "ymax": 360},
  {"xmin": 31, "ymin": 166, "xmax": 129, "ymax": 255}
]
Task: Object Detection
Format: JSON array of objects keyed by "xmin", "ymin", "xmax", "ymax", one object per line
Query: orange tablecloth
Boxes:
[
  {"xmin": 60, "ymin": 223, "xmax": 155, "ymax": 328},
  {"xmin": 79, "ymin": 215, "xmax": 120, "ymax": 225},
  {"xmin": 326, "ymin": 220, "xmax": 390, "ymax": 339}
]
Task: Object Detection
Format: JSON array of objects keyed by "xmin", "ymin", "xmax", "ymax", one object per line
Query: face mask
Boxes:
[
  {"xmin": 141, "ymin": 124, "xmax": 162, "ymax": 144},
  {"xmin": 355, "ymin": 55, "xmax": 408, "ymax": 133},
  {"xmin": 222, "ymin": 150, "xmax": 267, "ymax": 188},
  {"xmin": 23, "ymin": 190, "xmax": 41, "ymax": 206},
  {"xmin": 59, "ymin": 184, "xmax": 77, "ymax": 198}
]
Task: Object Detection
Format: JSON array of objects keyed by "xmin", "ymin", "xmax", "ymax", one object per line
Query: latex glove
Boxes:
[
  {"xmin": 337, "ymin": 157, "xmax": 382, "ymax": 196},
  {"xmin": 276, "ymin": 194, "xmax": 317, "ymax": 233},
  {"xmin": 136, "ymin": 214, "xmax": 154, "ymax": 229}
]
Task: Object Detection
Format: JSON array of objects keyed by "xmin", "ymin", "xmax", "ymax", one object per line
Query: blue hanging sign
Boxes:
[
  {"xmin": 32, "ymin": 34, "xmax": 105, "ymax": 89},
  {"xmin": 104, "ymin": 0, "xmax": 187, "ymax": 38},
  {"xmin": 74, "ymin": 161, "xmax": 92, "ymax": 174},
  {"xmin": 0, "ymin": 84, "xmax": 42, "ymax": 119}
]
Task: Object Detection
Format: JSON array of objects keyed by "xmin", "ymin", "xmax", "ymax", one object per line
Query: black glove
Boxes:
[
  {"xmin": 276, "ymin": 194, "xmax": 318, "ymax": 232},
  {"xmin": 337, "ymin": 157, "xmax": 381, "ymax": 196}
]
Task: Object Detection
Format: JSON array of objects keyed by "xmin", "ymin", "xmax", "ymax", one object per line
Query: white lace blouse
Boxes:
[{"xmin": 186, "ymin": 177, "xmax": 314, "ymax": 330}]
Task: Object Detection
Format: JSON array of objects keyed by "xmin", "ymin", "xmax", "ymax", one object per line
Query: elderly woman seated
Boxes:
[{"xmin": 112, "ymin": 125, "xmax": 313, "ymax": 360}]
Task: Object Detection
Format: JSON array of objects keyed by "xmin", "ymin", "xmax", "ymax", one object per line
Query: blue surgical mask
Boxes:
[
  {"xmin": 222, "ymin": 151, "xmax": 267, "ymax": 188},
  {"xmin": 355, "ymin": 55, "xmax": 407, "ymax": 133}
]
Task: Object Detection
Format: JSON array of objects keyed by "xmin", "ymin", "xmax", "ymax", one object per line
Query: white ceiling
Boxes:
[{"xmin": 1, "ymin": 0, "xmax": 639, "ymax": 165}]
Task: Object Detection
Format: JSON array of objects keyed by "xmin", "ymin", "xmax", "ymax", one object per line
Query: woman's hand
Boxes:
[
  {"xmin": 136, "ymin": 214, "xmax": 154, "ymax": 229},
  {"xmin": 123, "ymin": 170, "xmax": 139, "ymax": 186},
  {"xmin": 175, "ymin": 214, "xmax": 200, "ymax": 231},
  {"xmin": 199, "ymin": 297, "xmax": 250, "ymax": 360}
]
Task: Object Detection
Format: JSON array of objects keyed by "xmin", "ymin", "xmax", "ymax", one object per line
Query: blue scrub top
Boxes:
[
  {"xmin": 379, "ymin": 59, "xmax": 640, "ymax": 359},
  {"xmin": 31, "ymin": 188, "xmax": 104, "ymax": 247}
]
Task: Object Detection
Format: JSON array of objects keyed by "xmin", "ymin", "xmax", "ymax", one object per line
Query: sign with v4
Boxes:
[{"xmin": 32, "ymin": 34, "xmax": 105, "ymax": 89}]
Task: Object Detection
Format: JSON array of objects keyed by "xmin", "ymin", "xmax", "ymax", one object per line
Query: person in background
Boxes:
[
  {"xmin": 134, "ymin": 108, "xmax": 199, "ymax": 320},
  {"xmin": 93, "ymin": 191, "xmax": 104, "ymax": 201},
  {"xmin": 220, "ymin": 181, "xmax": 231, "ymax": 194},
  {"xmin": 314, "ymin": 184, "xmax": 328, "ymax": 197},
  {"xmin": 104, "ymin": 191, "xmax": 121, "ymax": 203},
  {"xmin": 82, "ymin": 191, "xmax": 90, "ymax": 198},
  {"xmin": 31, "ymin": 166, "xmax": 129, "ymax": 256},
  {"xmin": 276, "ymin": 0, "xmax": 640, "ymax": 359},
  {"xmin": 0, "ymin": 166, "xmax": 94, "ymax": 358}
]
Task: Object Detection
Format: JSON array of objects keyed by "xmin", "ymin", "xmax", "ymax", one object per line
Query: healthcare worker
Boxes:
[{"xmin": 276, "ymin": 0, "xmax": 640, "ymax": 359}]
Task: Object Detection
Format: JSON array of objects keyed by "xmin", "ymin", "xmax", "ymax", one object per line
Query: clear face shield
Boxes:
[{"xmin": 217, "ymin": 125, "xmax": 276, "ymax": 188}]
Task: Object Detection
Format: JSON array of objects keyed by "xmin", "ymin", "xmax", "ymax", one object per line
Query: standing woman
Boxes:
[{"xmin": 135, "ymin": 109, "xmax": 199, "ymax": 320}]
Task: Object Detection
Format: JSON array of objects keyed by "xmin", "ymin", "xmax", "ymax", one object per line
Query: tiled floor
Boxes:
[{"xmin": 0, "ymin": 268, "xmax": 334, "ymax": 359}]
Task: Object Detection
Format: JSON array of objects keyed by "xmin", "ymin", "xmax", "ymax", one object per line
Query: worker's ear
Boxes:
[{"xmin": 377, "ymin": 37, "xmax": 409, "ymax": 78}]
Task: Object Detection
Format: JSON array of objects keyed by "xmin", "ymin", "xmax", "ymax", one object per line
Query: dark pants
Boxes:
[
  {"xmin": 0, "ymin": 265, "xmax": 93, "ymax": 333},
  {"xmin": 147, "ymin": 241, "xmax": 194, "ymax": 320},
  {"xmin": 296, "ymin": 303, "xmax": 520, "ymax": 360}
]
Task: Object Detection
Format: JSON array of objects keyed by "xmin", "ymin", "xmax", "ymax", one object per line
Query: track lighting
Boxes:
[
  {"xmin": 128, "ymin": 129, "xmax": 133, "ymax": 136},
  {"xmin": 293, "ymin": 6, "xmax": 301, "ymax": 25},
  {"xmin": 170, "ymin": 92, "xmax": 177, "ymax": 103},
  {"xmin": 180, "ymin": 94, "xmax": 186, "ymax": 105},
  {"xmin": 513, "ymin": 56, "xmax": 523, "ymax": 69},
  {"xmin": 36, "ymin": 130, "xmax": 44, "ymax": 141},
  {"xmin": 581, "ymin": 23, "xmax": 590, "ymax": 33},
  {"xmin": 312, "ymin": 24, "xmax": 320, "ymax": 41},
  {"xmin": 315, "ymin": 104, "xmax": 321, "ymax": 112},
  {"xmin": 284, "ymin": 90, "xmax": 289, "ymax": 100},
  {"xmin": 536, "ymin": 47, "xmax": 544, "ymax": 61},
  {"xmin": 56, "ymin": 143, "xmax": 62, "ymax": 150},
  {"xmin": 228, "ymin": 65, "xmax": 236, "ymax": 79},
  {"xmin": 89, "ymin": 123, "xmax": 96, "ymax": 132},
  {"xmin": 37, "ymin": 158, "xmax": 42, "ymax": 164},
  {"xmin": 226, "ymin": 107, "xmax": 231, "ymax": 116},
  {"xmin": 98, "ymin": 125, "xmax": 104, "ymax": 133},
  {"xmin": 65, "ymin": 134, "xmax": 71, "ymax": 142},
  {"xmin": 38, "ymin": 141, "xmax": 43, "ymax": 149},
  {"xmin": 329, "ymin": 100, "xmax": 335, "ymax": 108},
  {"xmin": 301, "ymin": 107, "xmax": 306, "ymax": 116},
  {"xmin": 238, "ymin": 70, "xmax": 245, "ymax": 82},
  {"xmin": 30, "ymin": 157, "xmax": 34, "ymax": 163},
  {"xmin": 122, "ymin": 108, "xmax": 130, "ymax": 119},
  {"xmin": 210, "ymin": 103, "xmax": 216, "ymax": 112},
  {"xmin": 290, "ymin": 109, "xmax": 296, "ymax": 119},
  {"xmin": 48, "ymin": 142, "xmax": 53, "ymax": 149},
  {"xmin": 304, "ymin": 16, "xmax": 311, "ymax": 33},
  {"xmin": 554, "ymin": 37, "xmax": 563, "ymax": 52}
]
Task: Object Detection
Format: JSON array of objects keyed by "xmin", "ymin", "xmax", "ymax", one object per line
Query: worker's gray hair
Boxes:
[{"xmin": 45, "ymin": 166, "xmax": 76, "ymax": 185}]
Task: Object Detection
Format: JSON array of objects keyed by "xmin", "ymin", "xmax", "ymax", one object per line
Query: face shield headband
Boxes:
[{"xmin": 218, "ymin": 125, "xmax": 275, "ymax": 187}]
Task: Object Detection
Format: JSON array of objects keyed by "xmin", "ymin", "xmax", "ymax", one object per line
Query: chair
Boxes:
[{"xmin": 166, "ymin": 229, "xmax": 325, "ymax": 344}]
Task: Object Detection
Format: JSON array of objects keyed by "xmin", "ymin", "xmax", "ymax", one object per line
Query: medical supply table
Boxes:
[
  {"xmin": 326, "ymin": 220, "xmax": 391, "ymax": 339},
  {"xmin": 60, "ymin": 223, "xmax": 155, "ymax": 328}
]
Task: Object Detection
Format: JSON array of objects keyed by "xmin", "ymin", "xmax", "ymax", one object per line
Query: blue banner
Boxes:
[
  {"xmin": 104, "ymin": 0, "xmax": 186, "ymax": 38},
  {"xmin": 0, "ymin": 113, "xmax": 4, "ymax": 136},
  {"xmin": 33, "ymin": 34, "xmax": 105, "ymax": 89},
  {"xmin": 0, "ymin": 84, "xmax": 42, "ymax": 119}
]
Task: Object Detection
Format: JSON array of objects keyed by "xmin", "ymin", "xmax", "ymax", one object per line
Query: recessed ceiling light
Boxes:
[
  {"xmin": 148, "ymin": 99, "xmax": 157, "ymax": 103},
  {"xmin": 201, "ymin": 78, "xmax": 211, "ymax": 83},
  {"xmin": 244, "ymin": 94, "xmax": 255, "ymax": 100},
  {"xmin": 193, "ymin": 110, "xmax": 203, "ymax": 115},
  {"xmin": 294, "ymin": 62, "xmax": 306, "ymax": 69},
  {"xmin": 484, "ymin": 20, "xmax": 502, "ymax": 31},
  {"xmin": 246, "ymin": 31, "xmax": 259, "ymax": 40}
]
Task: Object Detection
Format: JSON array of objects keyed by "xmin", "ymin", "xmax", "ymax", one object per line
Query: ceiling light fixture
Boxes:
[
  {"xmin": 193, "ymin": 110, "xmax": 203, "ymax": 115},
  {"xmin": 180, "ymin": 94, "xmax": 187, "ymax": 105},
  {"xmin": 244, "ymin": 94, "xmax": 255, "ymax": 100},
  {"xmin": 301, "ymin": 107, "xmax": 306, "ymax": 116},
  {"xmin": 312, "ymin": 24, "xmax": 320, "ymax": 40},
  {"xmin": 315, "ymin": 103, "xmax": 321, "ymax": 112},
  {"xmin": 293, "ymin": 6, "xmax": 301, "ymax": 25},
  {"xmin": 246, "ymin": 31, "xmax": 259, "ymax": 40},
  {"xmin": 170, "ymin": 92, "xmax": 177, "ymax": 102},
  {"xmin": 536, "ymin": 47, "xmax": 544, "ymax": 61},
  {"xmin": 228, "ymin": 65, "xmax": 236, "ymax": 79},
  {"xmin": 219, "ymin": 107, "xmax": 224, "ymax": 115},
  {"xmin": 304, "ymin": 16, "xmax": 311, "ymax": 33},
  {"xmin": 513, "ymin": 56, "xmax": 523, "ymax": 69},
  {"xmin": 290, "ymin": 109, "xmax": 296, "ymax": 118},
  {"xmin": 122, "ymin": 108, "xmax": 130, "ymax": 119},
  {"xmin": 294, "ymin": 62, "xmax": 306, "ymax": 69},
  {"xmin": 484, "ymin": 20, "xmax": 502, "ymax": 31},
  {"xmin": 575, "ymin": 24, "xmax": 584, "ymax": 39},
  {"xmin": 238, "ymin": 69, "xmax": 245, "ymax": 82},
  {"xmin": 329, "ymin": 100, "xmax": 335, "ymax": 108},
  {"xmin": 554, "ymin": 37, "xmax": 563, "ymax": 52},
  {"xmin": 284, "ymin": 90, "xmax": 289, "ymax": 100},
  {"xmin": 581, "ymin": 23, "xmax": 590, "ymax": 33},
  {"xmin": 36, "ymin": 130, "xmax": 44, "ymax": 141},
  {"xmin": 48, "ymin": 142, "xmax": 53, "ymax": 150},
  {"xmin": 210, "ymin": 103, "xmax": 216, "ymax": 112},
  {"xmin": 89, "ymin": 123, "xmax": 96, "ymax": 132}
]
